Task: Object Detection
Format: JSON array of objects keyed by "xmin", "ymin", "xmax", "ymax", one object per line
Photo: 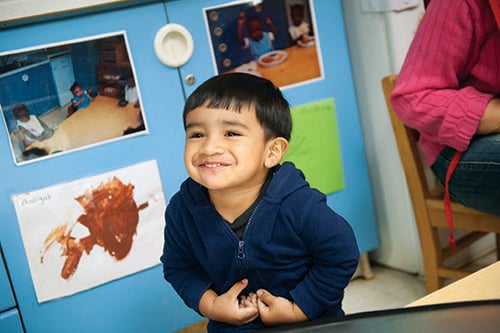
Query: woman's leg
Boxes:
[{"xmin": 431, "ymin": 134, "xmax": 500, "ymax": 216}]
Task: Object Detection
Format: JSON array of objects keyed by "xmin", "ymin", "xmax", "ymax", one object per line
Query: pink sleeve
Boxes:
[{"xmin": 390, "ymin": 0, "xmax": 493, "ymax": 152}]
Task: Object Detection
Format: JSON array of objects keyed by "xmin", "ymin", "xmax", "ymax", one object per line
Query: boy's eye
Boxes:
[
  {"xmin": 187, "ymin": 132, "xmax": 204, "ymax": 139},
  {"xmin": 226, "ymin": 131, "xmax": 240, "ymax": 137}
]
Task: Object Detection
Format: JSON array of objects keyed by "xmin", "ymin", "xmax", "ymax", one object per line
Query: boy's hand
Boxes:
[
  {"xmin": 239, "ymin": 291, "xmax": 257, "ymax": 310},
  {"xmin": 256, "ymin": 289, "xmax": 308, "ymax": 326},
  {"xmin": 264, "ymin": 17, "xmax": 272, "ymax": 26},
  {"xmin": 199, "ymin": 279, "xmax": 258, "ymax": 326}
]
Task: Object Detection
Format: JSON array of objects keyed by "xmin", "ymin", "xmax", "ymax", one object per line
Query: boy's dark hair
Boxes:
[
  {"xmin": 246, "ymin": 15, "xmax": 261, "ymax": 29},
  {"xmin": 69, "ymin": 82, "xmax": 81, "ymax": 93},
  {"xmin": 183, "ymin": 73, "xmax": 292, "ymax": 141},
  {"xmin": 290, "ymin": 4, "xmax": 304, "ymax": 13},
  {"xmin": 12, "ymin": 103, "xmax": 28, "ymax": 118}
]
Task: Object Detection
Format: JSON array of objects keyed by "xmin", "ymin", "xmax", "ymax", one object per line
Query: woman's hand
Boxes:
[{"xmin": 477, "ymin": 97, "xmax": 500, "ymax": 135}]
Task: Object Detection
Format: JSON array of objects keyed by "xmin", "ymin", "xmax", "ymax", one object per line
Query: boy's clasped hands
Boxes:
[{"xmin": 199, "ymin": 279, "xmax": 308, "ymax": 327}]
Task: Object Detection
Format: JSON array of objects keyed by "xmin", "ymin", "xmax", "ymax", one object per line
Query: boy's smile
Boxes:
[{"xmin": 184, "ymin": 105, "xmax": 276, "ymax": 197}]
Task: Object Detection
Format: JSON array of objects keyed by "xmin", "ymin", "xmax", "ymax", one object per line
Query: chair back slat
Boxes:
[{"xmin": 382, "ymin": 75, "xmax": 432, "ymax": 201}]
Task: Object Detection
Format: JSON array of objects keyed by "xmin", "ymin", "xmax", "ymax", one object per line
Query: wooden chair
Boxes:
[{"xmin": 381, "ymin": 74, "xmax": 500, "ymax": 293}]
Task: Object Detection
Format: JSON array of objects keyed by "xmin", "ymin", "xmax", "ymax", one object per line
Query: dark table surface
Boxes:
[{"xmin": 259, "ymin": 300, "xmax": 500, "ymax": 333}]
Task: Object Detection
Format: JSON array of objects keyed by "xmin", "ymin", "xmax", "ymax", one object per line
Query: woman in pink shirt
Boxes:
[{"xmin": 391, "ymin": 0, "xmax": 500, "ymax": 216}]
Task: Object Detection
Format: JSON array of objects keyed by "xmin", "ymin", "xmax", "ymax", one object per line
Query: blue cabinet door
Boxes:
[
  {"xmin": 165, "ymin": 0, "xmax": 379, "ymax": 254},
  {"xmin": 0, "ymin": 252, "xmax": 15, "ymax": 311},
  {"xmin": 0, "ymin": 309, "xmax": 23, "ymax": 333},
  {"xmin": 0, "ymin": 2, "xmax": 202, "ymax": 332}
]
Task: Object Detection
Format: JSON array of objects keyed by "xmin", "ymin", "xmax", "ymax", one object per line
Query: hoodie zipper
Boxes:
[
  {"xmin": 237, "ymin": 240, "xmax": 245, "ymax": 259},
  {"xmin": 237, "ymin": 202, "xmax": 261, "ymax": 261}
]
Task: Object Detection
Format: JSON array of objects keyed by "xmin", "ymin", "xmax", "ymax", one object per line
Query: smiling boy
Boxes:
[{"xmin": 161, "ymin": 73, "xmax": 359, "ymax": 332}]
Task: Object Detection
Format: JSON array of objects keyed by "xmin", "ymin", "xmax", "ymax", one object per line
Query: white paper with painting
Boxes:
[{"xmin": 12, "ymin": 160, "xmax": 165, "ymax": 303}]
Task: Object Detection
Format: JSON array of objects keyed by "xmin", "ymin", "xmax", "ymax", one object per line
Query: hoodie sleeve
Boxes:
[
  {"xmin": 160, "ymin": 194, "xmax": 212, "ymax": 314},
  {"xmin": 289, "ymin": 191, "xmax": 360, "ymax": 319}
]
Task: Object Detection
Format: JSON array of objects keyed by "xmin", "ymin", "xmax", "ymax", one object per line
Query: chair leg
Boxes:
[
  {"xmin": 422, "ymin": 228, "xmax": 446, "ymax": 293},
  {"xmin": 358, "ymin": 253, "xmax": 375, "ymax": 279},
  {"xmin": 424, "ymin": 260, "xmax": 443, "ymax": 293}
]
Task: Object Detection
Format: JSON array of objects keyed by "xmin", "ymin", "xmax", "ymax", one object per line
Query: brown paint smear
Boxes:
[{"xmin": 40, "ymin": 177, "xmax": 148, "ymax": 279}]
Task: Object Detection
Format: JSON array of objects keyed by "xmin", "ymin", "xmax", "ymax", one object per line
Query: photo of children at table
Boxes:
[
  {"xmin": 205, "ymin": 0, "xmax": 321, "ymax": 88},
  {"xmin": 12, "ymin": 103, "xmax": 54, "ymax": 149},
  {"xmin": 237, "ymin": 12, "xmax": 278, "ymax": 60}
]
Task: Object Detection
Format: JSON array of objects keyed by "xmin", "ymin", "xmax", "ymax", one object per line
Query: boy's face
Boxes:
[
  {"xmin": 72, "ymin": 86, "xmax": 83, "ymax": 97},
  {"xmin": 291, "ymin": 9, "xmax": 304, "ymax": 26},
  {"xmin": 248, "ymin": 20, "xmax": 264, "ymax": 41},
  {"xmin": 184, "ymin": 105, "xmax": 285, "ymax": 195},
  {"xmin": 16, "ymin": 109, "xmax": 30, "ymax": 122}
]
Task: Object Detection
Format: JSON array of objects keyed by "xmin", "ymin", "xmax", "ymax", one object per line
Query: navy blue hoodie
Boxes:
[{"xmin": 162, "ymin": 162, "xmax": 359, "ymax": 332}]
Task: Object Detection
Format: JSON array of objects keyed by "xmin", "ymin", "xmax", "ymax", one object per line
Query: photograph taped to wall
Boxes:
[
  {"xmin": 0, "ymin": 31, "xmax": 147, "ymax": 166},
  {"xmin": 11, "ymin": 160, "xmax": 165, "ymax": 303},
  {"xmin": 203, "ymin": 0, "xmax": 323, "ymax": 89}
]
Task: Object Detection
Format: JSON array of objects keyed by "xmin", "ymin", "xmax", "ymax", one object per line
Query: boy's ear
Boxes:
[{"xmin": 265, "ymin": 137, "xmax": 289, "ymax": 168}]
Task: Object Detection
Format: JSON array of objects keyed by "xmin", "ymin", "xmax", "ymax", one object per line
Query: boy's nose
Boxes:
[{"xmin": 199, "ymin": 136, "xmax": 224, "ymax": 155}]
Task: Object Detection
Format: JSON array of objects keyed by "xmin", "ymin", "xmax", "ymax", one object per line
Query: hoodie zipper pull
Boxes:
[{"xmin": 237, "ymin": 240, "xmax": 246, "ymax": 260}]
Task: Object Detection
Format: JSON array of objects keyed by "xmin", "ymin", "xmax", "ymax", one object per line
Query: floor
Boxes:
[
  {"xmin": 40, "ymin": 104, "xmax": 68, "ymax": 128},
  {"xmin": 343, "ymin": 264, "xmax": 426, "ymax": 315},
  {"xmin": 343, "ymin": 249, "xmax": 497, "ymax": 315}
]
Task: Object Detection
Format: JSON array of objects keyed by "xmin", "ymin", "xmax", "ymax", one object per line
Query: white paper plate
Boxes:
[
  {"xmin": 297, "ymin": 38, "xmax": 315, "ymax": 48},
  {"xmin": 257, "ymin": 50, "xmax": 288, "ymax": 68}
]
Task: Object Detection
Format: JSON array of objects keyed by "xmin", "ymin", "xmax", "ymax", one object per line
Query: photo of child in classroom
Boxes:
[
  {"xmin": 204, "ymin": 0, "xmax": 322, "ymax": 89},
  {"xmin": 0, "ymin": 32, "xmax": 146, "ymax": 165}
]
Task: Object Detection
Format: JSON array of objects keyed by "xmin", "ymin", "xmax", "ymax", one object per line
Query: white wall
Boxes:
[{"xmin": 341, "ymin": 0, "xmax": 424, "ymax": 274}]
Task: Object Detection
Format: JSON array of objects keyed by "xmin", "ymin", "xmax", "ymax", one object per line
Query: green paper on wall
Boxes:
[{"xmin": 283, "ymin": 98, "xmax": 345, "ymax": 194}]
